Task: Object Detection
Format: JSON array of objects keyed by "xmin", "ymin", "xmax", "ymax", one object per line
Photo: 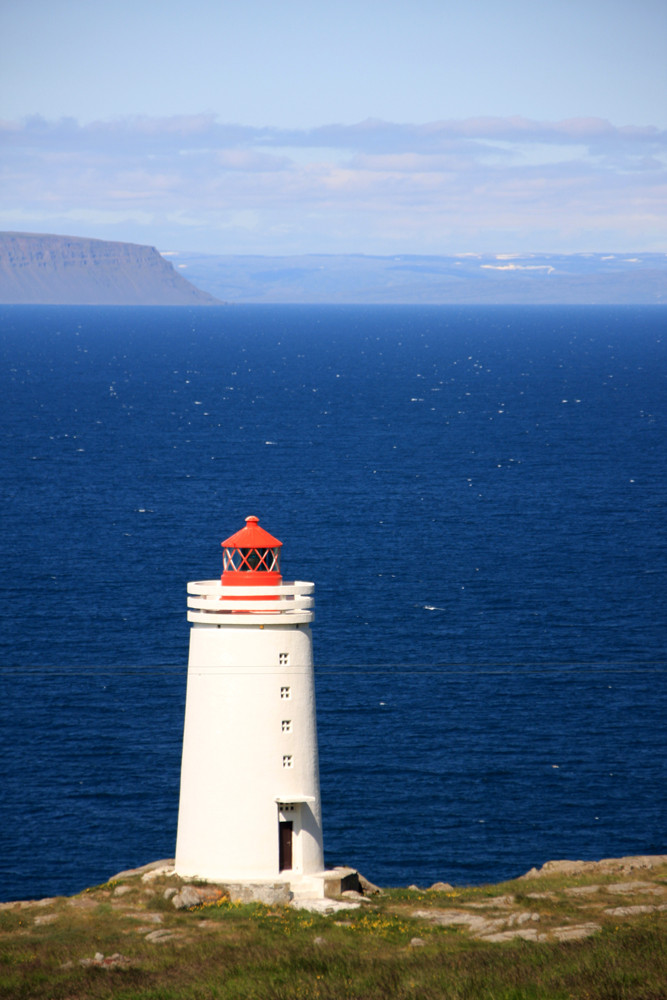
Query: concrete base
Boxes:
[
  {"xmin": 221, "ymin": 868, "xmax": 362, "ymax": 904},
  {"xmin": 108, "ymin": 861, "xmax": 367, "ymax": 909}
]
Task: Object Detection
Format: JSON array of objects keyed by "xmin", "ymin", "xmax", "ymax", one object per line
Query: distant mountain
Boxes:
[
  {"xmin": 3, "ymin": 234, "xmax": 663, "ymax": 305},
  {"xmin": 0, "ymin": 233, "xmax": 221, "ymax": 305},
  {"xmin": 162, "ymin": 250, "xmax": 667, "ymax": 305}
]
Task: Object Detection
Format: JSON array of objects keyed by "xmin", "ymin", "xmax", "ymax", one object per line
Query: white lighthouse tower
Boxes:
[{"xmin": 175, "ymin": 516, "xmax": 324, "ymax": 886}]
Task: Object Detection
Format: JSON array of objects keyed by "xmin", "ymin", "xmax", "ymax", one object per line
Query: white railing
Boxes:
[{"xmin": 186, "ymin": 580, "xmax": 314, "ymax": 625}]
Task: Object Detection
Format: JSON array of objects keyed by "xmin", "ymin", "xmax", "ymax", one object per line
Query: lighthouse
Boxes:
[{"xmin": 175, "ymin": 516, "xmax": 324, "ymax": 886}]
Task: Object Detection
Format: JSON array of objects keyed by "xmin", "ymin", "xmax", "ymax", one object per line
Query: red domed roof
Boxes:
[{"xmin": 221, "ymin": 516, "xmax": 282, "ymax": 550}]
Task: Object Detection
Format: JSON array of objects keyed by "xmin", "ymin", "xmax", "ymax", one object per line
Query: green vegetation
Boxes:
[{"xmin": 1, "ymin": 863, "xmax": 665, "ymax": 999}]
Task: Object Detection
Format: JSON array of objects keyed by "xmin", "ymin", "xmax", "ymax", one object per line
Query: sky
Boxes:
[{"xmin": 1, "ymin": 0, "xmax": 666, "ymax": 255}]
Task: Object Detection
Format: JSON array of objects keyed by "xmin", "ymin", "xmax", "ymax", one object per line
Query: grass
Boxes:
[{"xmin": 0, "ymin": 864, "xmax": 665, "ymax": 999}]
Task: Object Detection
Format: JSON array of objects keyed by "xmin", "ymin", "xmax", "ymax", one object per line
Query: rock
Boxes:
[
  {"xmin": 67, "ymin": 897, "xmax": 98, "ymax": 911},
  {"xmin": 480, "ymin": 928, "xmax": 541, "ymax": 943},
  {"xmin": 145, "ymin": 929, "xmax": 181, "ymax": 944},
  {"xmin": 172, "ymin": 886, "xmax": 211, "ymax": 910},
  {"xmin": 313, "ymin": 936, "xmax": 326, "ymax": 946},
  {"xmin": 598, "ymin": 855, "xmax": 667, "ymax": 873},
  {"xmin": 0, "ymin": 897, "xmax": 58, "ymax": 911},
  {"xmin": 34, "ymin": 913, "xmax": 58, "ymax": 925},
  {"xmin": 466, "ymin": 895, "xmax": 515, "ymax": 909},
  {"xmin": 357, "ymin": 872, "xmax": 382, "ymax": 896},
  {"xmin": 408, "ymin": 884, "xmax": 421, "ymax": 891},
  {"xmin": 605, "ymin": 881, "xmax": 666, "ymax": 895},
  {"xmin": 604, "ymin": 904, "xmax": 667, "ymax": 917},
  {"xmin": 163, "ymin": 887, "xmax": 178, "ymax": 900},
  {"xmin": 565, "ymin": 885, "xmax": 601, "ymax": 896},
  {"xmin": 79, "ymin": 951, "xmax": 132, "ymax": 969},
  {"xmin": 172, "ymin": 885, "xmax": 224, "ymax": 910},
  {"xmin": 412, "ymin": 908, "xmax": 504, "ymax": 936},
  {"xmin": 123, "ymin": 911, "xmax": 162, "ymax": 922},
  {"xmin": 551, "ymin": 923, "xmax": 601, "ymax": 941},
  {"xmin": 506, "ymin": 912, "xmax": 540, "ymax": 927},
  {"xmin": 428, "ymin": 882, "xmax": 454, "ymax": 892},
  {"xmin": 142, "ymin": 865, "xmax": 176, "ymax": 883},
  {"xmin": 113, "ymin": 885, "xmax": 132, "ymax": 897},
  {"xmin": 523, "ymin": 860, "xmax": 593, "ymax": 878},
  {"xmin": 292, "ymin": 898, "xmax": 361, "ymax": 914},
  {"xmin": 109, "ymin": 859, "xmax": 175, "ymax": 881},
  {"xmin": 105, "ymin": 952, "xmax": 132, "ymax": 968},
  {"xmin": 410, "ymin": 937, "xmax": 426, "ymax": 947}
]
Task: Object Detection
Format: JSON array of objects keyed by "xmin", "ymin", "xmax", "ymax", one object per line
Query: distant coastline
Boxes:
[{"xmin": 161, "ymin": 249, "xmax": 667, "ymax": 305}]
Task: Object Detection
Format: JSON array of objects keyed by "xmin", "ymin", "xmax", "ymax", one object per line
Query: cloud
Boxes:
[
  {"xmin": 1, "ymin": 114, "xmax": 665, "ymax": 253},
  {"xmin": 5, "ymin": 113, "xmax": 665, "ymax": 157},
  {"xmin": 481, "ymin": 263, "xmax": 556, "ymax": 273}
]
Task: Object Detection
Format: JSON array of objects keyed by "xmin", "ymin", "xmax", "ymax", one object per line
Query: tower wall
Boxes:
[{"xmin": 175, "ymin": 581, "xmax": 323, "ymax": 881}]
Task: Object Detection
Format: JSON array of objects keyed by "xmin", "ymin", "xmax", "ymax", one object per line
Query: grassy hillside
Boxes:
[{"xmin": 1, "ymin": 858, "xmax": 665, "ymax": 999}]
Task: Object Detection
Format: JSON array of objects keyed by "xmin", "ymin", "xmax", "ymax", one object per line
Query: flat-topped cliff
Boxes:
[{"xmin": 0, "ymin": 232, "xmax": 221, "ymax": 305}]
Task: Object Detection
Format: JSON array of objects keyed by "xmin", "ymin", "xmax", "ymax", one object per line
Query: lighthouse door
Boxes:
[{"xmin": 279, "ymin": 821, "xmax": 293, "ymax": 871}]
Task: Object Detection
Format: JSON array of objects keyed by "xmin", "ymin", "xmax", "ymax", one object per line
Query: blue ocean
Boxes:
[{"xmin": 1, "ymin": 304, "xmax": 665, "ymax": 903}]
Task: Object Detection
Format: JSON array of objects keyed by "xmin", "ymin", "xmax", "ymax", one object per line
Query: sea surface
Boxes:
[{"xmin": 0, "ymin": 304, "xmax": 665, "ymax": 903}]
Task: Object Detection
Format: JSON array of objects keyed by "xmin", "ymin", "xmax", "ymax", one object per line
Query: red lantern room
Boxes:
[{"xmin": 221, "ymin": 516, "xmax": 283, "ymax": 586}]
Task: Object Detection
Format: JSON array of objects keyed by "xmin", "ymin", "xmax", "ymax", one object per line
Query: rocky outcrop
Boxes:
[
  {"xmin": 520, "ymin": 855, "xmax": 667, "ymax": 879},
  {"xmin": 0, "ymin": 232, "xmax": 221, "ymax": 305}
]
